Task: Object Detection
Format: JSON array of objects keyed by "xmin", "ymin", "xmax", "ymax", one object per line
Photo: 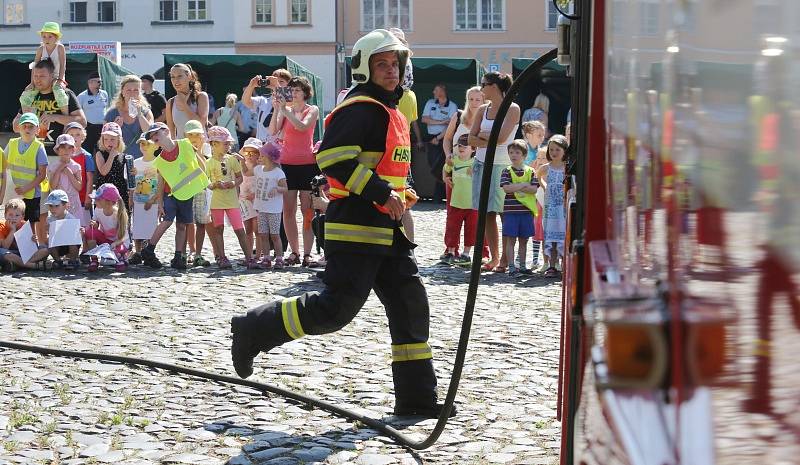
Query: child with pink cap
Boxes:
[
  {"xmin": 83, "ymin": 183, "xmax": 130, "ymax": 271},
  {"xmin": 94, "ymin": 122, "xmax": 130, "ymax": 211},
  {"xmin": 205, "ymin": 126, "xmax": 256, "ymax": 269},
  {"xmin": 253, "ymin": 141, "xmax": 287, "ymax": 269},
  {"xmin": 48, "ymin": 134, "xmax": 83, "ymax": 220}
]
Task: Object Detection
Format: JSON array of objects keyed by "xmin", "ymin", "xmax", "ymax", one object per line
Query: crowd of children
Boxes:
[
  {"xmin": 441, "ymin": 120, "xmax": 568, "ymax": 278},
  {"xmin": 0, "ymin": 108, "xmax": 302, "ymax": 273}
]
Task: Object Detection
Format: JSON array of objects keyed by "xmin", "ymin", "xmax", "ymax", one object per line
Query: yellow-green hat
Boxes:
[
  {"xmin": 38, "ymin": 22, "xmax": 62, "ymax": 39},
  {"xmin": 184, "ymin": 120, "xmax": 205, "ymax": 135}
]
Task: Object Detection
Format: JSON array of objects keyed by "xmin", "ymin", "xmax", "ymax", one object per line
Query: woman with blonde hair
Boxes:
[
  {"xmin": 522, "ymin": 93, "xmax": 550, "ymax": 131},
  {"xmin": 104, "ymin": 74, "xmax": 154, "ymax": 158},
  {"xmin": 212, "ymin": 93, "xmax": 242, "ymax": 150},
  {"xmin": 165, "ymin": 63, "xmax": 210, "ymax": 138}
]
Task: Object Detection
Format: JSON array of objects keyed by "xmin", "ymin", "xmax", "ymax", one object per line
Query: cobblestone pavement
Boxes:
[{"xmin": 0, "ymin": 203, "xmax": 563, "ymax": 465}]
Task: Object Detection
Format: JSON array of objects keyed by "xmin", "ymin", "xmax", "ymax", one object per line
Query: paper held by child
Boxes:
[
  {"xmin": 48, "ymin": 219, "xmax": 82, "ymax": 247},
  {"xmin": 131, "ymin": 203, "xmax": 159, "ymax": 240},
  {"xmin": 83, "ymin": 243, "xmax": 119, "ymax": 265},
  {"xmin": 13, "ymin": 222, "xmax": 39, "ymax": 264}
]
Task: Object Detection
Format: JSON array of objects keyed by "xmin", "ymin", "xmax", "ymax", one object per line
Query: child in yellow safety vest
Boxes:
[
  {"xmin": 499, "ymin": 139, "xmax": 539, "ymax": 275},
  {"xmin": 0, "ymin": 113, "xmax": 49, "ymax": 246}
]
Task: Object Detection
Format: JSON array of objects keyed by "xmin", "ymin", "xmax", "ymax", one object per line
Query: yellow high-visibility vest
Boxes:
[
  {"xmin": 6, "ymin": 137, "xmax": 43, "ymax": 199},
  {"xmin": 152, "ymin": 139, "xmax": 210, "ymax": 201},
  {"xmin": 509, "ymin": 165, "xmax": 538, "ymax": 215}
]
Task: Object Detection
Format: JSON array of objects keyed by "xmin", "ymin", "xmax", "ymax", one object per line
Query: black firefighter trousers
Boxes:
[{"xmin": 242, "ymin": 249, "xmax": 438, "ymax": 411}]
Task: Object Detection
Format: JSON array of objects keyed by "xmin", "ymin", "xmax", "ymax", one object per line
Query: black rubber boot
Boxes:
[
  {"xmin": 391, "ymin": 359, "xmax": 443, "ymax": 417},
  {"xmin": 230, "ymin": 302, "xmax": 292, "ymax": 378}
]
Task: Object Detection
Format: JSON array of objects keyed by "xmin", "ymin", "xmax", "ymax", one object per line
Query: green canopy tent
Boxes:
[
  {"xmin": 0, "ymin": 52, "xmax": 136, "ymax": 132},
  {"xmin": 345, "ymin": 56, "xmax": 485, "ymax": 199},
  {"xmin": 512, "ymin": 57, "xmax": 571, "ymax": 137},
  {"xmin": 163, "ymin": 54, "xmax": 324, "ymax": 139}
]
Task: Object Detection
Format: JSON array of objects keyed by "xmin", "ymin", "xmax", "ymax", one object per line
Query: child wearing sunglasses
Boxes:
[{"xmin": 206, "ymin": 126, "xmax": 256, "ymax": 269}]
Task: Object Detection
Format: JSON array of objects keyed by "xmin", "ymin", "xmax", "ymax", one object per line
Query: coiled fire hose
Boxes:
[{"xmin": 0, "ymin": 49, "xmax": 558, "ymax": 451}]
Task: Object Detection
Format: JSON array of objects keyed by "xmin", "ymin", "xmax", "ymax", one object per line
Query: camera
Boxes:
[
  {"xmin": 310, "ymin": 174, "xmax": 328, "ymax": 198},
  {"xmin": 277, "ymin": 86, "xmax": 293, "ymax": 102},
  {"xmin": 258, "ymin": 77, "xmax": 270, "ymax": 87}
]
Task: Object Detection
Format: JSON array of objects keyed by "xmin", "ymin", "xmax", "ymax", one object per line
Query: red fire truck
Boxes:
[{"xmin": 556, "ymin": 1, "xmax": 800, "ymax": 463}]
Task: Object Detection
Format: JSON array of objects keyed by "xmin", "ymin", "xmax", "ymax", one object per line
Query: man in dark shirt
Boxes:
[
  {"xmin": 141, "ymin": 74, "xmax": 167, "ymax": 123},
  {"xmin": 231, "ymin": 29, "xmax": 450, "ymax": 419},
  {"xmin": 14, "ymin": 59, "xmax": 86, "ymax": 156}
]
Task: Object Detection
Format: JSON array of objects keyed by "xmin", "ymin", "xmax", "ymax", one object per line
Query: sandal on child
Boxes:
[
  {"xmin": 544, "ymin": 267, "xmax": 560, "ymax": 278},
  {"xmin": 285, "ymin": 252, "xmax": 300, "ymax": 266},
  {"xmin": 492, "ymin": 266, "xmax": 507, "ymax": 273},
  {"xmin": 258, "ymin": 256, "xmax": 272, "ymax": 270},
  {"xmin": 273, "ymin": 257, "xmax": 285, "ymax": 270},
  {"xmin": 302, "ymin": 254, "xmax": 313, "ymax": 267}
]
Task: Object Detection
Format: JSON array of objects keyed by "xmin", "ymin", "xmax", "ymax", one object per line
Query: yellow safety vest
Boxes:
[
  {"xmin": 152, "ymin": 139, "xmax": 210, "ymax": 201},
  {"xmin": 6, "ymin": 137, "xmax": 43, "ymax": 199},
  {"xmin": 508, "ymin": 165, "xmax": 538, "ymax": 215}
]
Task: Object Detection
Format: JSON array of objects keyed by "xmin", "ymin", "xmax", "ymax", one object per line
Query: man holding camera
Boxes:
[
  {"xmin": 241, "ymin": 69, "xmax": 291, "ymax": 142},
  {"xmin": 231, "ymin": 29, "xmax": 448, "ymax": 418}
]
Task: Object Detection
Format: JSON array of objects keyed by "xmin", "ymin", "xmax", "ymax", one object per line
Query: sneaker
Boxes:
[
  {"xmin": 544, "ymin": 267, "xmax": 560, "ymax": 278},
  {"xmin": 53, "ymin": 85, "xmax": 69, "ymax": 108},
  {"xmin": 258, "ymin": 256, "xmax": 272, "ymax": 270},
  {"xmin": 439, "ymin": 253, "xmax": 454, "ymax": 264},
  {"xmin": 519, "ymin": 267, "xmax": 534, "ymax": 275},
  {"xmin": 128, "ymin": 252, "xmax": 142, "ymax": 265},
  {"xmin": 115, "ymin": 261, "xmax": 128, "ymax": 272},
  {"xmin": 170, "ymin": 254, "xmax": 188, "ymax": 270},
  {"xmin": 142, "ymin": 248, "xmax": 162, "ymax": 269},
  {"xmin": 87, "ymin": 258, "xmax": 99, "ymax": 272},
  {"xmin": 79, "ymin": 254, "xmax": 91, "ymax": 265},
  {"xmin": 273, "ymin": 256, "xmax": 285, "ymax": 270},
  {"xmin": 19, "ymin": 89, "xmax": 38, "ymax": 108},
  {"xmin": 453, "ymin": 254, "xmax": 471, "ymax": 265},
  {"xmin": 246, "ymin": 258, "xmax": 259, "ymax": 270},
  {"xmin": 193, "ymin": 254, "xmax": 211, "ymax": 267},
  {"xmin": 52, "ymin": 258, "xmax": 65, "ymax": 270},
  {"xmin": 217, "ymin": 256, "xmax": 232, "ymax": 269},
  {"xmin": 393, "ymin": 403, "xmax": 457, "ymax": 419},
  {"xmin": 64, "ymin": 259, "xmax": 80, "ymax": 271}
]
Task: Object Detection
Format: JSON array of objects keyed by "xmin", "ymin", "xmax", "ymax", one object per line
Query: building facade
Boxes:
[
  {"xmin": 338, "ymin": 0, "xmax": 561, "ymax": 75},
  {"xmin": 232, "ymin": 0, "xmax": 337, "ymax": 111},
  {"xmin": 0, "ymin": 0, "xmax": 235, "ymax": 75}
]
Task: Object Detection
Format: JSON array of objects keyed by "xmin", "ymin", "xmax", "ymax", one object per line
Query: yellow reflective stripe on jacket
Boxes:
[
  {"xmin": 328, "ymin": 187, "xmax": 350, "ymax": 197},
  {"xmin": 392, "ymin": 342, "xmax": 433, "ymax": 362},
  {"xmin": 281, "ymin": 297, "xmax": 306, "ymax": 340},
  {"xmin": 357, "ymin": 151, "xmax": 382, "ymax": 169},
  {"xmin": 379, "ymin": 174, "xmax": 407, "ymax": 188},
  {"xmin": 316, "ymin": 146, "xmax": 359, "ymax": 169},
  {"xmin": 325, "ymin": 222, "xmax": 393, "ymax": 246},
  {"xmin": 345, "ymin": 164, "xmax": 373, "ymax": 195}
]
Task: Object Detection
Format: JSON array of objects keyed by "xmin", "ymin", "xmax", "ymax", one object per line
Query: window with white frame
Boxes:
[
  {"xmin": 455, "ymin": 0, "xmax": 504, "ymax": 31},
  {"xmin": 97, "ymin": 0, "xmax": 116, "ymax": 22},
  {"xmin": 188, "ymin": 0, "xmax": 206, "ymax": 20},
  {"xmin": 69, "ymin": 1, "xmax": 87, "ymax": 22},
  {"xmin": 639, "ymin": 0, "xmax": 658, "ymax": 35},
  {"xmin": 546, "ymin": 1, "xmax": 558, "ymax": 30},
  {"xmin": 362, "ymin": 0, "xmax": 410, "ymax": 31},
  {"xmin": 3, "ymin": 0, "xmax": 24, "ymax": 24},
  {"xmin": 291, "ymin": 0, "xmax": 308, "ymax": 24},
  {"xmin": 254, "ymin": 0, "xmax": 273, "ymax": 23},
  {"xmin": 160, "ymin": 0, "xmax": 178, "ymax": 21}
]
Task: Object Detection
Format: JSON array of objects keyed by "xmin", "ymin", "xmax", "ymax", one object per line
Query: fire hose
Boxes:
[{"xmin": 0, "ymin": 49, "xmax": 558, "ymax": 451}]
